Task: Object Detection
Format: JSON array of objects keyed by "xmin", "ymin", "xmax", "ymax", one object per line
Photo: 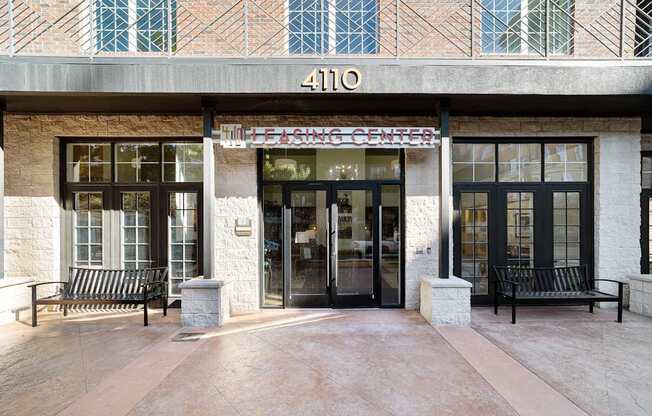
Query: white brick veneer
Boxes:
[
  {"xmin": 213, "ymin": 146, "xmax": 260, "ymax": 314},
  {"xmin": 594, "ymin": 132, "xmax": 641, "ymax": 305},
  {"xmin": 405, "ymin": 149, "xmax": 439, "ymax": 310}
]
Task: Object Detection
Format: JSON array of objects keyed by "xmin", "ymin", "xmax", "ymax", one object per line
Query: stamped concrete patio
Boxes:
[{"xmin": 0, "ymin": 306, "xmax": 651, "ymax": 416}]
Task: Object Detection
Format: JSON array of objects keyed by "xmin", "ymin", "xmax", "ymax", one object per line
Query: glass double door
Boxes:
[
  {"xmin": 283, "ymin": 183, "xmax": 397, "ymax": 308},
  {"xmin": 454, "ymin": 185, "xmax": 590, "ymax": 304}
]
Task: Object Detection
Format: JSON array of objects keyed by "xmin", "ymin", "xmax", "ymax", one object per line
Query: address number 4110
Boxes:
[{"xmin": 301, "ymin": 68, "xmax": 362, "ymax": 91}]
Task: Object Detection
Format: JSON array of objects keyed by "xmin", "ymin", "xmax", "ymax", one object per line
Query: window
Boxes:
[
  {"xmin": 288, "ymin": 0, "xmax": 379, "ymax": 55},
  {"xmin": 460, "ymin": 192, "xmax": 489, "ymax": 295},
  {"xmin": 95, "ymin": 0, "xmax": 176, "ymax": 52},
  {"xmin": 73, "ymin": 192, "xmax": 104, "ymax": 267},
  {"xmin": 453, "ymin": 142, "xmax": 588, "ymax": 184},
  {"xmin": 335, "ymin": 0, "xmax": 379, "ymax": 54},
  {"xmin": 642, "ymin": 155, "xmax": 652, "ymax": 189},
  {"xmin": 553, "ymin": 192, "xmax": 581, "ymax": 267},
  {"xmin": 67, "ymin": 144, "xmax": 112, "ymax": 183},
  {"xmin": 169, "ymin": 192, "xmax": 199, "ymax": 295},
  {"xmin": 506, "ymin": 192, "xmax": 534, "ymax": 268},
  {"xmin": 498, "ymin": 143, "xmax": 541, "ymax": 182},
  {"xmin": 96, "ymin": 0, "xmax": 129, "ymax": 52},
  {"xmin": 262, "ymin": 149, "xmax": 400, "ymax": 181},
  {"xmin": 289, "ymin": 0, "xmax": 329, "ymax": 54},
  {"xmin": 481, "ymin": 0, "xmax": 573, "ymax": 55},
  {"xmin": 116, "ymin": 143, "xmax": 160, "ymax": 182},
  {"xmin": 544, "ymin": 143, "xmax": 587, "ymax": 182},
  {"xmin": 635, "ymin": 0, "xmax": 652, "ymax": 57},
  {"xmin": 64, "ymin": 140, "xmax": 202, "ymax": 296},
  {"xmin": 163, "ymin": 143, "xmax": 203, "ymax": 182},
  {"xmin": 452, "ymin": 143, "xmax": 495, "ymax": 182}
]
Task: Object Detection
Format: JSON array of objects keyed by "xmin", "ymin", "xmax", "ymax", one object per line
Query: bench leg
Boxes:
[
  {"xmin": 617, "ymin": 282, "xmax": 623, "ymax": 323},
  {"xmin": 63, "ymin": 305, "xmax": 68, "ymax": 317},
  {"xmin": 31, "ymin": 287, "xmax": 37, "ymax": 327},
  {"xmin": 163, "ymin": 297, "xmax": 167, "ymax": 317},
  {"xmin": 144, "ymin": 301, "xmax": 148, "ymax": 327},
  {"xmin": 494, "ymin": 293, "xmax": 499, "ymax": 315},
  {"xmin": 511, "ymin": 297, "xmax": 516, "ymax": 325},
  {"xmin": 589, "ymin": 302, "xmax": 594, "ymax": 314}
]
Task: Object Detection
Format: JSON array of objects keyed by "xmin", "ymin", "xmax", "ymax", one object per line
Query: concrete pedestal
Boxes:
[
  {"xmin": 0, "ymin": 277, "xmax": 35, "ymax": 325},
  {"xmin": 420, "ymin": 276, "xmax": 472, "ymax": 326},
  {"xmin": 179, "ymin": 279, "xmax": 230, "ymax": 327},
  {"xmin": 628, "ymin": 274, "xmax": 652, "ymax": 317}
]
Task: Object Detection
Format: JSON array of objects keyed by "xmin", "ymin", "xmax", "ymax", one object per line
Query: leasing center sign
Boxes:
[{"xmin": 216, "ymin": 126, "xmax": 440, "ymax": 148}]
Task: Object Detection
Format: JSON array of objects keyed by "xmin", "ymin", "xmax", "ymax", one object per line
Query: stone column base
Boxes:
[
  {"xmin": 628, "ymin": 274, "xmax": 652, "ymax": 317},
  {"xmin": 179, "ymin": 279, "xmax": 230, "ymax": 327},
  {"xmin": 420, "ymin": 276, "xmax": 472, "ymax": 326}
]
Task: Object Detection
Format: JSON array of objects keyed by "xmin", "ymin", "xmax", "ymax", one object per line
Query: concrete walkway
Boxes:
[{"xmin": 1, "ymin": 307, "xmax": 651, "ymax": 416}]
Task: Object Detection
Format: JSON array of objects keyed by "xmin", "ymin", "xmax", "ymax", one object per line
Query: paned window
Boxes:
[
  {"xmin": 121, "ymin": 192, "xmax": 153, "ymax": 269},
  {"xmin": 289, "ymin": 0, "xmax": 329, "ymax": 54},
  {"xmin": 169, "ymin": 192, "xmax": 199, "ymax": 295},
  {"xmin": 642, "ymin": 155, "xmax": 652, "ymax": 189},
  {"xmin": 544, "ymin": 143, "xmax": 587, "ymax": 182},
  {"xmin": 481, "ymin": 0, "xmax": 573, "ymax": 55},
  {"xmin": 335, "ymin": 0, "xmax": 379, "ymax": 54},
  {"xmin": 67, "ymin": 144, "xmax": 111, "ymax": 183},
  {"xmin": 163, "ymin": 143, "xmax": 204, "ymax": 182},
  {"xmin": 553, "ymin": 192, "xmax": 581, "ymax": 267},
  {"xmin": 116, "ymin": 143, "xmax": 161, "ymax": 182},
  {"xmin": 96, "ymin": 0, "xmax": 129, "ymax": 52},
  {"xmin": 460, "ymin": 192, "xmax": 489, "ymax": 295},
  {"xmin": 452, "ymin": 143, "xmax": 496, "ymax": 182},
  {"xmin": 498, "ymin": 143, "xmax": 541, "ymax": 182},
  {"xmin": 95, "ymin": 0, "xmax": 176, "ymax": 52},
  {"xmin": 73, "ymin": 192, "xmax": 104, "ymax": 267},
  {"xmin": 506, "ymin": 192, "xmax": 534, "ymax": 267}
]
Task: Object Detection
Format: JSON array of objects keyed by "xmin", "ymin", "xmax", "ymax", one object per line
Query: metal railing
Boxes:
[{"xmin": 0, "ymin": 0, "xmax": 650, "ymax": 59}]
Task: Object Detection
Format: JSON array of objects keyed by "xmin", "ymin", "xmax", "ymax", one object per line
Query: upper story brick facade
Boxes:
[{"xmin": 0, "ymin": 0, "xmax": 650, "ymax": 59}]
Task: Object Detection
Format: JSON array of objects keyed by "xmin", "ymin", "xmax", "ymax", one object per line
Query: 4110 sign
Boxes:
[{"xmin": 301, "ymin": 67, "xmax": 361, "ymax": 91}]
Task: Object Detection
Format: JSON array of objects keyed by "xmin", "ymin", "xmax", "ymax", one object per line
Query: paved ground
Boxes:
[
  {"xmin": 473, "ymin": 306, "xmax": 652, "ymax": 416},
  {"xmin": 1, "ymin": 306, "xmax": 651, "ymax": 416}
]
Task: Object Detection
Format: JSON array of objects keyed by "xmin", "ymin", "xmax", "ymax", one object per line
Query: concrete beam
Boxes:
[{"xmin": 0, "ymin": 57, "xmax": 650, "ymax": 96}]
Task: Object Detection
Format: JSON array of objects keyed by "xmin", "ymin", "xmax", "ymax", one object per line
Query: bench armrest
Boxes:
[
  {"xmin": 27, "ymin": 281, "xmax": 68, "ymax": 288},
  {"xmin": 140, "ymin": 281, "xmax": 166, "ymax": 288},
  {"xmin": 593, "ymin": 279, "xmax": 625, "ymax": 285}
]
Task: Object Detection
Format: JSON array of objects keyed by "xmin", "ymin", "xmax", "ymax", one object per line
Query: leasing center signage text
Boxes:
[{"xmin": 215, "ymin": 126, "xmax": 440, "ymax": 149}]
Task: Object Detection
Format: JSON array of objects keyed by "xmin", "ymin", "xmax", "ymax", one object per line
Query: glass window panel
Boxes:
[
  {"xmin": 116, "ymin": 144, "xmax": 160, "ymax": 183},
  {"xmin": 168, "ymin": 192, "xmax": 200, "ymax": 296},
  {"xmin": 475, "ymin": 164, "xmax": 495, "ymax": 182},
  {"xmin": 545, "ymin": 144, "xmax": 588, "ymax": 182},
  {"xmin": 453, "ymin": 144, "xmax": 473, "ymax": 162},
  {"xmin": 499, "ymin": 143, "xmax": 541, "ymax": 182},
  {"xmin": 163, "ymin": 143, "xmax": 204, "ymax": 182},
  {"xmin": 366, "ymin": 149, "xmax": 400, "ymax": 180},
  {"xmin": 643, "ymin": 157, "xmax": 652, "ymax": 189},
  {"xmin": 67, "ymin": 144, "xmax": 111, "ymax": 183},
  {"xmin": 121, "ymin": 192, "xmax": 152, "ymax": 269},
  {"xmin": 381, "ymin": 185, "xmax": 401, "ymax": 306},
  {"xmin": 553, "ymin": 192, "xmax": 582, "ymax": 266},
  {"xmin": 453, "ymin": 143, "xmax": 496, "ymax": 183},
  {"xmin": 458, "ymin": 192, "xmax": 489, "ymax": 295},
  {"xmin": 505, "ymin": 192, "xmax": 534, "ymax": 267},
  {"xmin": 73, "ymin": 192, "xmax": 104, "ymax": 268},
  {"xmin": 453, "ymin": 164, "xmax": 474, "ymax": 182}
]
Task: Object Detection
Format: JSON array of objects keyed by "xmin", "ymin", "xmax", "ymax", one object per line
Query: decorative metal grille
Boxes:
[{"xmin": 0, "ymin": 0, "xmax": 650, "ymax": 58}]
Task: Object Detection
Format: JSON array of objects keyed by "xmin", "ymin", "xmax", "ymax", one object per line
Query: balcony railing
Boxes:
[{"xmin": 0, "ymin": 0, "xmax": 651, "ymax": 59}]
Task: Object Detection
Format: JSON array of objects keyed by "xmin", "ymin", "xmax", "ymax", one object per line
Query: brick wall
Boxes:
[{"xmin": 2, "ymin": 114, "xmax": 201, "ymax": 287}]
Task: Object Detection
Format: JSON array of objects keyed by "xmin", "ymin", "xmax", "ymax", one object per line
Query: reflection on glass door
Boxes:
[
  {"xmin": 333, "ymin": 189, "xmax": 374, "ymax": 305},
  {"xmin": 263, "ymin": 185, "xmax": 283, "ymax": 306},
  {"xmin": 459, "ymin": 192, "xmax": 489, "ymax": 295},
  {"xmin": 288, "ymin": 189, "xmax": 329, "ymax": 306},
  {"xmin": 506, "ymin": 192, "xmax": 534, "ymax": 267},
  {"xmin": 120, "ymin": 191, "xmax": 153, "ymax": 269},
  {"xmin": 168, "ymin": 192, "xmax": 199, "ymax": 296},
  {"xmin": 73, "ymin": 192, "xmax": 104, "ymax": 267},
  {"xmin": 380, "ymin": 185, "xmax": 401, "ymax": 306}
]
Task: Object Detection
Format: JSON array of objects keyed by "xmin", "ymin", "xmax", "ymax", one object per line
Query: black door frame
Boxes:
[
  {"xmin": 452, "ymin": 138, "xmax": 594, "ymax": 306},
  {"xmin": 282, "ymin": 181, "xmax": 380, "ymax": 308}
]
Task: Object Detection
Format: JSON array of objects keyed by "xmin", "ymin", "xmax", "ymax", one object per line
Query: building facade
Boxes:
[{"xmin": 0, "ymin": 0, "xmax": 651, "ymax": 322}]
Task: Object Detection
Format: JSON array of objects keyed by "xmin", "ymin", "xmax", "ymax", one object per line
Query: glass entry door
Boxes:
[
  {"xmin": 283, "ymin": 184, "xmax": 381, "ymax": 308},
  {"xmin": 332, "ymin": 186, "xmax": 376, "ymax": 307},
  {"xmin": 285, "ymin": 187, "xmax": 330, "ymax": 307}
]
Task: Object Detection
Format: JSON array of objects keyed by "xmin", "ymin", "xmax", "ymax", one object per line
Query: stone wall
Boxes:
[
  {"xmin": 405, "ymin": 148, "xmax": 439, "ymax": 309},
  {"xmin": 2, "ymin": 114, "xmax": 201, "ymax": 288}
]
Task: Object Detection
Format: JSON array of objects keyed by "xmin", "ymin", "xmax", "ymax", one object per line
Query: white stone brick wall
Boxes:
[
  {"xmin": 213, "ymin": 146, "xmax": 260, "ymax": 314},
  {"xmin": 594, "ymin": 132, "xmax": 641, "ymax": 302},
  {"xmin": 405, "ymin": 148, "xmax": 439, "ymax": 309}
]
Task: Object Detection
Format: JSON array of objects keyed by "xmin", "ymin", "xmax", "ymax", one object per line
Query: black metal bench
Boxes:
[
  {"xmin": 28, "ymin": 267, "xmax": 169, "ymax": 327},
  {"xmin": 493, "ymin": 265, "xmax": 624, "ymax": 324}
]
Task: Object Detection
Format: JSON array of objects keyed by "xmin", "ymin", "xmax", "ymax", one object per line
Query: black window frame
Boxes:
[
  {"xmin": 60, "ymin": 137, "xmax": 204, "ymax": 292},
  {"xmin": 641, "ymin": 151, "xmax": 652, "ymax": 273},
  {"xmin": 452, "ymin": 137, "xmax": 594, "ymax": 305}
]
